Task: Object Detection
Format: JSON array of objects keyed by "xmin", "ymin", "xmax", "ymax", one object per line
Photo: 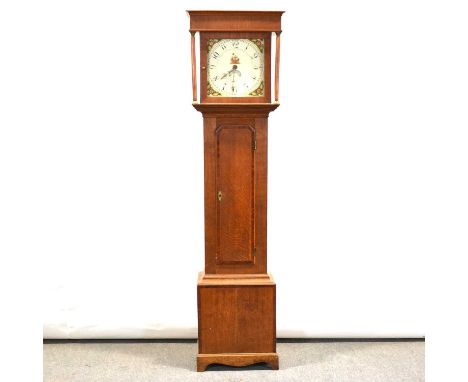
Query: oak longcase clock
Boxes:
[{"xmin": 187, "ymin": 10, "xmax": 284, "ymax": 372}]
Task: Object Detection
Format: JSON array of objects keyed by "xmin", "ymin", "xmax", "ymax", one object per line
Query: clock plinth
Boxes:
[
  {"xmin": 197, "ymin": 272, "xmax": 278, "ymax": 371},
  {"xmin": 187, "ymin": 10, "xmax": 284, "ymax": 371}
]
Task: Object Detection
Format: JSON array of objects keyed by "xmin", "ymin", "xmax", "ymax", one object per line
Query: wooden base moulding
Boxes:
[{"xmin": 197, "ymin": 353, "xmax": 279, "ymax": 372}]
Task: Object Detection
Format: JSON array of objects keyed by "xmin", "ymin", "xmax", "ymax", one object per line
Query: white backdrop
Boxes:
[{"xmin": 2, "ymin": 0, "xmax": 464, "ymax": 339}]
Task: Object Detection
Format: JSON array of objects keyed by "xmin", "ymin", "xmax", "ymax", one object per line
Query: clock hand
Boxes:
[
  {"xmin": 231, "ymin": 70, "xmax": 241, "ymax": 84},
  {"xmin": 222, "ymin": 65, "xmax": 241, "ymax": 80}
]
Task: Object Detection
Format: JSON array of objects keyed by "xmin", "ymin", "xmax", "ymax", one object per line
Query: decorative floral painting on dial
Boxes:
[{"xmin": 207, "ymin": 39, "xmax": 264, "ymax": 97}]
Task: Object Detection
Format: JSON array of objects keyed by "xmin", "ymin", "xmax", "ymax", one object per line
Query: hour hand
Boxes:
[
  {"xmin": 221, "ymin": 66, "xmax": 236, "ymax": 79},
  {"xmin": 220, "ymin": 71, "xmax": 229, "ymax": 79}
]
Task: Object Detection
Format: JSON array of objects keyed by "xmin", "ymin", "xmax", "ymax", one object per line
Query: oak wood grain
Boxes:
[
  {"xmin": 197, "ymin": 107, "xmax": 274, "ymax": 275},
  {"xmin": 216, "ymin": 124, "xmax": 255, "ymax": 265},
  {"xmin": 187, "ymin": 10, "xmax": 284, "ymax": 33},
  {"xmin": 190, "ymin": 32, "xmax": 197, "ymax": 102},
  {"xmin": 198, "ymin": 272, "xmax": 275, "ymax": 285},
  {"xmin": 198, "ymin": 283, "xmax": 276, "ymax": 354},
  {"xmin": 193, "ymin": 103, "xmax": 279, "ymax": 116},
  {"xmin": 274, "ymin": 32, "xmax": 281, "ymax": 102}
]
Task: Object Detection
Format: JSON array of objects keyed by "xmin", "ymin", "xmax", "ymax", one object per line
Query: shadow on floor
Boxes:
[{"xmin": 205, "ymin": 362, "xmax": 272, "ymax": 371}]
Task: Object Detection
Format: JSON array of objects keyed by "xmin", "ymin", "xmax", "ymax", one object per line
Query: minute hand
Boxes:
[{"xmin": 231, "ymin": 70, "xmax": 241, "ymax": 82}]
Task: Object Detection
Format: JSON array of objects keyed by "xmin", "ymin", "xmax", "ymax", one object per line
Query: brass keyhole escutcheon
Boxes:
[{"xmin": 217, "ymin": 191, "xmax": 222, "ymax": 201}]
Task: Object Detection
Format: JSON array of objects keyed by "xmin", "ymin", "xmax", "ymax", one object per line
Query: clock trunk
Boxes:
[{"xmin": 203, "ymin": 114, "xmax": 268, "ymax": 274}]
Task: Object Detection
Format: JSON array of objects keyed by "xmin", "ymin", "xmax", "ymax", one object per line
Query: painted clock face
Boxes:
[{"xmin": 207, "ymin": 39, "xmax": 264, "ymax": 97}]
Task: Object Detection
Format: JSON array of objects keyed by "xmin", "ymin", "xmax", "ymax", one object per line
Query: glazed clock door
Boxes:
[{"xmin": 204, "ymin": 117, "xmax": 267, "ymax": 274}]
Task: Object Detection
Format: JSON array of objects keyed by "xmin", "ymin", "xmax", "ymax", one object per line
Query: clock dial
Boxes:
[{"xmin": 207, "ymin": 39, "xmax": 264, "ymax": 97}]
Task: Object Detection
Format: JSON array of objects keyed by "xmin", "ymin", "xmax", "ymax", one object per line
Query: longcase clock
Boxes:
[{"xmin": 187, "ymin": 10, "xmax": 284, "ymax": 371}]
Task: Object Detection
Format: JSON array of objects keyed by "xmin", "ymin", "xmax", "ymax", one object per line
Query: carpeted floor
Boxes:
[{"xmin": 43, "ymin": 340, "xmax": 424, "ymax": 382}]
